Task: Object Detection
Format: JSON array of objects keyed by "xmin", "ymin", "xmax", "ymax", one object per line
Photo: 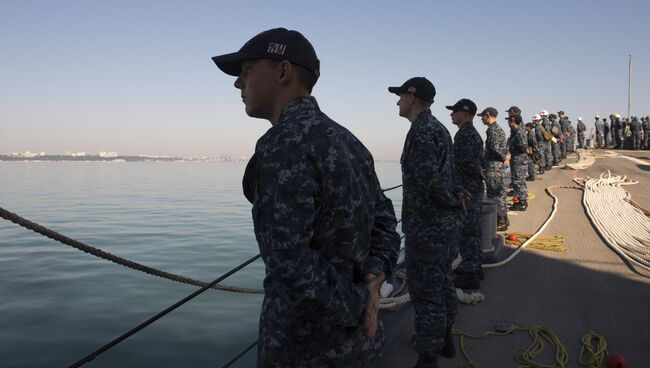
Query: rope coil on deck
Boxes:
[{"xmin": 578, "ymin": 172, "xmax": 650, "ymax": 274}]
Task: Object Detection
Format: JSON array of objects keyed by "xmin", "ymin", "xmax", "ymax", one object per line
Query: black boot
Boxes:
[
  {"xmin": 413, "ymin": 353, "xmax": 438, "ymax": 368},
  {"xmin": 512, "ymin": 200, "xmax": 528, "ymax": 211},
  {"xmin": 441, "ymin": 327, "xmax": 456, "ymax": 358},
  {"xmin": 526, "ymin": 175, "xmax": 535, "ymax": 181},
  {"xmin": 545, "ymin": 165, "xmax": 552, "ymax": 170},
  {"xmin": 497, "ymin": 215, "xmax": 509, "ymax": 231},
  {"xmin": 453, "ymin": 270, "xmax": 480, "ymax": 290}
]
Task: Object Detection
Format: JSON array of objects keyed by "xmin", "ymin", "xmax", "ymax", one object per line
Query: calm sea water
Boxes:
[{"xmin": 0, "ymin": 161, "xmax": 403, "ymax": 368}]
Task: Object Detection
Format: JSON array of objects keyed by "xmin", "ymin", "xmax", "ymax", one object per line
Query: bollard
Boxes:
[{"xmin": 480, "ymin": 197, "xmax": 503, "ymax": 263}]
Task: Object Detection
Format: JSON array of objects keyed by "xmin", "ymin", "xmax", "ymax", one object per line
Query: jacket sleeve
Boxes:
[
  {"xmin": 363, "ymin": 179, "xmax": 401, "ymax": 278},
  {"xmin": 410, "ymin": 125, "xmax": 460, "ymax": 208},
  {"xmin": 253, "ymin": 147, "xmax": 368, "ymax": 327},
  {"xmin": 492, "ymin": 129, "xmax": 508, "ymax": 161},
  {"xmin": 455, "ymin": 131, "xmax": 484, "ymax": 184}
]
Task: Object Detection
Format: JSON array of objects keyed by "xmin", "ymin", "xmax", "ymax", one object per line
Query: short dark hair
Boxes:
[
  {"xmin": 295, "ymin": 64, "xmax": 318, "ymax": 93},
  {"xmin": 268, "ymin": 59, "xmax": 317, "ymax": 93}
]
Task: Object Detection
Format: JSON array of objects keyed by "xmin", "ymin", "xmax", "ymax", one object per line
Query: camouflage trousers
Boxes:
[
  {"xmin": 552, "ymin": 141, "xmax": 561, "ymax": 162},
  {"xmin": 458, "ymin": 190, "xmax": 484, "ymax": 274},
  {"xmin": 615, "ymin": 129, "xmax": 623, "ymax": 148},
  {"xmin": 543, "ymin": 141, "xmax": 553, "ymax": 166},
  {"xmin": 511, "ymin": 156, "xmax": 528, "ymax": 203},
  {"xmin": 405, "ymin": 230, "xmax": 458, "ymax": 358},
  {"xmin": 578, "ymin": 133, "xmax": 585, "ymax": 148},
  {"xmin": 485, "ymin": 162, "xmax": 506, "ymax": 218},
  {"xmin": 596, "ymin": 132, "xmax": 604, "ymax": 147},
  {"xmin": 632, "ymin": 133, "xmax": 641, "ymax": 150},
  {"xmin": 560, "ymin": 136, "xmax": 566, "ymax": 157},
  {"xmin": 527, "ymin": 154, "xmax": 536, "ymax": 176}
]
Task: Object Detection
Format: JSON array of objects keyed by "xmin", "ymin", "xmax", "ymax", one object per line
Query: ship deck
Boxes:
[{"xmin": 379, "ymin": 150, "xmax": 650, "ymax": 367}]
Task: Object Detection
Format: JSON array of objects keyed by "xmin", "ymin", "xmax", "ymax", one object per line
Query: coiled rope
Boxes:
[
  {"xmin": 0, "ymin": 207, "xmax": 264, "ymax": 294},
  {"xmin": 579, "ymin": 172, "xmax": 650, "ymax": 274},
  {"xmin": 455, "ymin": 325, "xmax": 569, "ymax": 368},
  {"xmin": 565, "ymin": 149, "xmax": 619, "ymax": 170},
  {"xmin": 578, "ymin": 331, "xmax": 608, "ymax": 368},
  {"xmin": 504, "ymin": 232, "xmax": 568, "ymax": 252}
]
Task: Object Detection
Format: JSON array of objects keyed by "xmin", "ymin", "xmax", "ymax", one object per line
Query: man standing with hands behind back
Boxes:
[
  {"xmin": 212, "ymin": 27, "xmax": 400, "ymax": 367},
  {"xmin": 447, "ymin": 99, "xmax": 484, "ymax": 290},
  {"xmin": 389, "ymin": 77, "xmax": 464, "ymax": 368}
]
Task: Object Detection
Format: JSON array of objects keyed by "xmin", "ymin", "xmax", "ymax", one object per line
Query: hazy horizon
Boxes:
[{"xmin": 1, "ymin": 0, "xmax": 648, "ymax": 161}]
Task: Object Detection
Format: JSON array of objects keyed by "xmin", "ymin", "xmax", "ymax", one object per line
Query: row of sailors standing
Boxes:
[{"xmin": 592, "ymin": 115, "xmax": 650, "ymax": 150}]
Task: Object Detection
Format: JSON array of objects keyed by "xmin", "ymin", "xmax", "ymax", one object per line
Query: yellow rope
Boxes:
[
  {"xmin": 505, "ymin": 232, "xmax": 568, "ymax": 252},
  {"xmin": 454, "ymin": 326, "xmax": 606, "ymax": 368},
  {"xmin": 507, "ymin": 192, "xmax": 536, "ymax": 205},
  {"xmin": 578, "ymin": 330, "xmax": 608, "ymax": 367}
]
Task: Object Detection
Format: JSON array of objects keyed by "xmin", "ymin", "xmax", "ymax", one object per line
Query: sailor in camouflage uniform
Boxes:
[
  {"xmin": 643, "ymin": 116, "xmax": 650, "ymax": 150},
  {"xmin": 213, "ymin": 28, "xmax": 401, "ymax": 368},
  {"xmin": 389, "ymin": 77, "xmax": 463, "ymax": 368},
  {"xmin": 539, "ymin": 110, "xmax": 554, "ymax": 169},
  {"xmin": 507, "ymin": 115, "xmax": 529, "ymax": 211},
  {"xmin": 532, "ymin": 114, "xmax": 546, "ymax": 173},
  {"xmin": 558, "ymin": 111, "xmax": 569, "ymax": 159},
  {"xmin": 524, "ymin": 122, "xmax": 538, "ymax": 181},
  {"xmin": 549, "ymin": 113, "xmax": 562, "ymax": 165},
  {"xmin": 448, "ymin": 99, "xmax": 484, "ymax": 290},
  {"xmin": 480, "ymin": 107, "xmax": 509, "ymax": 231}
]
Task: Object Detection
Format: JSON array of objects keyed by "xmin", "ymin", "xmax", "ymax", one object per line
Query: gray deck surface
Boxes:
[{"xmin": 378, "ymin": 150, "xmax": 650, "ymax": 367}]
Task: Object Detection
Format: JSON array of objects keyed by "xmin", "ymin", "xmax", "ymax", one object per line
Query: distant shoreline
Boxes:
[{"xmin": 0, "ymin": 155, "xmax": 231, "ymax": 163}]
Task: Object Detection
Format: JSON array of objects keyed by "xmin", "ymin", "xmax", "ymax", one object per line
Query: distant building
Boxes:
[
  {"xmin": 65, "ymin": 151, "xmax": 86, "ymax": 157},
  {"xmin": 99, "ymin": 151, "xmax": 118, "ymax": 158}
]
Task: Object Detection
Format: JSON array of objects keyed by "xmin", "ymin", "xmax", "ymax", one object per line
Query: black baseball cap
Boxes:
[
  {"xmin": 212, "ymin": 28, "xmax": 320, "ymax": 78},
  {"xmin": 506, "ymin": 115, "xmax": 523, "ymax": 124},
  {"xmin": 477, "ymin": 107, "xmax": 498, "ymax": 117},
  {"xmin": 506, "ymin": 106, "xmax": 521, "ymax": 114},
  {"xmin": 446, "ymin": 99, "xmax": 477, "ymax": 115},
  {"xmin": 388, "ymin": 77, "xmax": 436, "ymax": 103}
]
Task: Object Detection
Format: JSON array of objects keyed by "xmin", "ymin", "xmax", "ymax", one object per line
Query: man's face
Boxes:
[
  {"xmin": 508, "ymin": 118, "xmax": 516, "ymax": 129},
  {"xmin": 480, "ymin": 114, "xmax": 490, "ymax": 125},
  {"xmin": 397, "ymin": 93, "xmax": 414, "ymax": 118},
  {"xmin": 234, "ymin": 59, "xmax": 280, "ymax": 119},
  {"xmin": 451, "ymin": 110, "xmax": 463, "ymax": 125}
]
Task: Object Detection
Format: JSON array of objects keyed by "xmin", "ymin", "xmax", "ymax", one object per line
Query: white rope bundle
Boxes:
[
  {"xmin": 565, "ymin": 149, "xmax": 619, "ymax": 170},
  {"xmin": 581, "ymin": 172, "xmax": 650, "ymax": 273}
]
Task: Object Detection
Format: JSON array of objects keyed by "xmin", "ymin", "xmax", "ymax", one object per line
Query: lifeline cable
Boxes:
[{"xmin": 68, "ymin": 253, "xmax": 261, "ymax": 367}]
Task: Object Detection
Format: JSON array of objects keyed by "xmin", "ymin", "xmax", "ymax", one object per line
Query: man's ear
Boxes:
[{"xmin": 277, "ymin": 60, "xmax": 293, "ymax": 85}]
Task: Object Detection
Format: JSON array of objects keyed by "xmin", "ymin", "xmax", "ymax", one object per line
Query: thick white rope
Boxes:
[
  {"xmin": 565, "ymin": 149, "xmax": 619, "ymax": 170},
  {"xmin": 580, "ymin": 172, "xmax": 650, "ymax": 273}
]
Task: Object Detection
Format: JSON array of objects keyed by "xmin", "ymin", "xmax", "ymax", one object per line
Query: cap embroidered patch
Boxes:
[
  {"xmin": 407, "ymin": 86, "xmax": 416, "ymax": 93},
  {"xmin": 463, "ymin": 106, "xmax": 469, "ymax": 110},
  {"xmin": 267, "ymin": 42, "xmax": 286, "ymax": 55}
]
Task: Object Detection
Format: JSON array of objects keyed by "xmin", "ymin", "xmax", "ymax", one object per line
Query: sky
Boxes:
[{"xmin": 1, "ymin": 0, "xmax": 649, "ymax": 160}]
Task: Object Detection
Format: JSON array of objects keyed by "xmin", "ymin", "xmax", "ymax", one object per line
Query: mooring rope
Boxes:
[
  {"xmin": 579, "ymin": 172, "xmax": 650, "ymax": 274},
  {"xmin": 0, "ymin": 207, "xmax": 264, "ymax": 294}
]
